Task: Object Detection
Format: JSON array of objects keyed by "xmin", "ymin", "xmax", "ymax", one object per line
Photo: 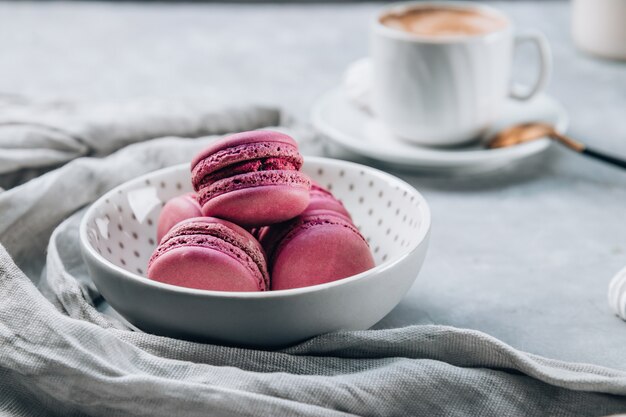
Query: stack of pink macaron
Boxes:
[{"xmin": 147, "ymin": 130, "xmax": 375, "ymax": 292}]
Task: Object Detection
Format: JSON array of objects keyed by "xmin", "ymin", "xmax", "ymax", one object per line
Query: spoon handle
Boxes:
[
  {"xmin": 582, "ymin": 147, "xmax": 626, "ymax": 170},
  {"xmin": 550, "ymin": 131, "xmax": 626, "ymax": 170}
]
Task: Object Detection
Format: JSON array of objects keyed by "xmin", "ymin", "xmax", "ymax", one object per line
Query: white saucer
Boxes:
[{"xmin": 311, "ymin": 80, "xmax": 568, "ymax": 173}]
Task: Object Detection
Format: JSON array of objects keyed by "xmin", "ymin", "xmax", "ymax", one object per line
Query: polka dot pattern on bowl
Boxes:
[{"xmin": 85, "ymin": 161, "xmax": 427, "ymax": 278}]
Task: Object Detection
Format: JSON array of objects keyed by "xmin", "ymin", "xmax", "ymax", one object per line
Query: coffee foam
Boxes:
[{"xmin": 381, "ymin": 7, "xmax": 508, "ymax": 37}]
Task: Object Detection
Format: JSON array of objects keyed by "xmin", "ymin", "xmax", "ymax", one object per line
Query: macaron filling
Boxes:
[
  {"xmin": 198, "ymin": 157, "xmax": 300, "ymax": 186},
  {"xmin": 197, "ymin": 170, "xmax": 311, "ymax": 207},
  {"xmin": 192, "ymin": 141, "xmax": 303, "ymax": 190},
  {"xmin": 149, "ymin": 221, "xmax": 269, "ymax": 290}
]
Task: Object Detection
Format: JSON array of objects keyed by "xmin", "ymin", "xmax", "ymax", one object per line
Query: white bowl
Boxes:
[{"xmin": 79, "ymin": 157, "xmax": 431, "ymax": 348}]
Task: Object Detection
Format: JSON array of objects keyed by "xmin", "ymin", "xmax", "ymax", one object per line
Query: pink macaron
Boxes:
[
  {"xmin": 147, "ymin": 217, "xmax": 269, "ymax": 292},
  {"xmin": 251, "ymin": 183, "xmax": 351, "ymax": 246},
  {"xmin": 259, "ymin": 209, "xmax": 375, "ymax": 291},
  {"xmin": 307, "ymin": 183, "xmax": 352, "ymax": 220},
  {"xmin": 191, "ymin": 130, "xmax": 311, "ymax": 227},
  {"xmin": 156, "ymin": 193, "xmax": 203, "ymax": 243}
]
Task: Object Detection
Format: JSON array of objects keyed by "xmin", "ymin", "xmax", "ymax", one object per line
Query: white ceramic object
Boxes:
[
  {"xmin": 372, "ymin": 1, "xmax": 551, "ymax": 146},
  {"xmin": 79, "ymin": 157, "xmax": 431, "ymax": 348},
  {"xmin": 608, "ymin": 266, "xmax": 626, "ymax": 321},
  {"xmin": 312, "ymin": 86, "xmax": 568, "ymax": 173},
  {"xmin": 572, "ymin": 0, "xmax": 626, "ymax": 60}
]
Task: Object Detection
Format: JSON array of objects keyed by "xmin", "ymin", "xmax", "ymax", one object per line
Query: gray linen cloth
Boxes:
[
  {"xmin": 0, "ymin": 94, "xmax": 280, "ymax": 190},
  {"xmin": 1, "ymin": 99, "xmax": 626, "ymax": 416}
]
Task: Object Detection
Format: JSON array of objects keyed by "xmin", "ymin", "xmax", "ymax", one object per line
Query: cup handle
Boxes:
[{"xmin": 510, "ymin": 31, "xmax": 552, "ymax": 101}]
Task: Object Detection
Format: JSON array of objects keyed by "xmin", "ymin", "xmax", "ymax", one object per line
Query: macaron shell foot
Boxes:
[{"xmin": 191, "ymin": 130, "xmax": 300, "ymax": 171}]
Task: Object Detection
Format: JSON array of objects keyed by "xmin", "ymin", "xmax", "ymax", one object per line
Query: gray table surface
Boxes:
[{"xmin": 1, "ymin": 1, "xmax": 625, "ymax": 370}]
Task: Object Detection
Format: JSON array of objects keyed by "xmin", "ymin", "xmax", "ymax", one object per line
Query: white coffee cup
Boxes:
[
  {"xmin": 371, "ymin": 1, "xmax": 551, "ymax": 146},
  {"xmin": 572, "ymin": 0, "xmax": 626, "ymax": 60}
]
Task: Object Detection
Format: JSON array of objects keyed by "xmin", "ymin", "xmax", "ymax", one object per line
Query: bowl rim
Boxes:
[{"xmin": 79, "ymin": 156, "xmax": 431, "ymax": 299}]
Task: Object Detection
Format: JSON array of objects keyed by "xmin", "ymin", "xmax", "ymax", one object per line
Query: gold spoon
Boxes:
[{"xmin": 488, "ymin": 122, "xmax": 626, "ymax": 170}]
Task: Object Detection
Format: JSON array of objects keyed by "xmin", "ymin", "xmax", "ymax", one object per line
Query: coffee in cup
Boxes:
[{"xmin": 380, "ymin": 7, "xmax": 508, "ymax": 38}]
